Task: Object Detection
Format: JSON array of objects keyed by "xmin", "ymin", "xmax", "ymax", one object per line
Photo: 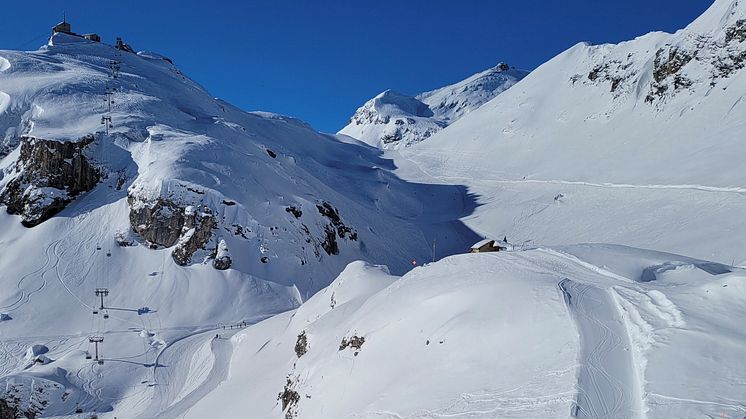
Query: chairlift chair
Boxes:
[
  {"xmin": 92, "ymin": 308, "xmax": 99, "ymax": 314},
  {"xmin": 85, "ymin": 352, "xmax": 92, "ymax": 360},
  {"xmin": 103, "ymin": 310, "xmax": 109, "ymax": 319},
  {"xmin": 97, "ymin": 359, "xmax": 104, "ymax": 365}
]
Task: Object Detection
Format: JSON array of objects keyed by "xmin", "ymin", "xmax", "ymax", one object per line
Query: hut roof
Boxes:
[{"xmin": 470, "ymin": 238, "xmax": 495, "ymax": 249}]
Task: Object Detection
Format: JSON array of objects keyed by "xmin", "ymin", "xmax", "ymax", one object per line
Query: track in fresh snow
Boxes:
[
  {"xmin": 133, "ymin": 324, "xmax": 249, "ymax": 418},
  {"xmin": 156, "ymin": 335, "xmax": 233, "ymax": 419},
  {"xmin": 0, "ymin": 239, "xmax": 61, "ymax": 313},
  {"xmin": 558, "ymin": 279, "xmax": 642, "ymax": 419},
  {"xmin": 400, "ymin": 152, "xmax": 746, "ymax": 197}
]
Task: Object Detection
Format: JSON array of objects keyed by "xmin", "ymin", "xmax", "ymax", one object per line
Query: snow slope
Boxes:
[
  {"xmin": 189, "ymin": 245, "xmax": 746, "ymax": 418},
  {"xmin": 396, "ymin": 0, "xmax": 746, "ymax": 266},
  {"xmin": 2, "ymin": 1, "xmax": 746, "ymax": 417},
  {"xmin": 0, "ymin": 33, "xmax": 478, "ymax": 417},
  {"xmin": 339, "ymin": 63, "xmax": 528, "ymax": 149}
]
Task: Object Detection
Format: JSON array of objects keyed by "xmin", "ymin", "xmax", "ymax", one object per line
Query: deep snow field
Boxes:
[{"xmin": 2, "ymin": 0, "xmax": 746, "ymax": 417}]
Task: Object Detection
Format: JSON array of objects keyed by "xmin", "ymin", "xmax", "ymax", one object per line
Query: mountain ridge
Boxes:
[{"xmin": 338, "ymin": 62, "xmax": 528, "ymax": 149}]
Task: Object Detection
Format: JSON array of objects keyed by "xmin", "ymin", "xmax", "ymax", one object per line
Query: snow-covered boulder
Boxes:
[
  {"xmin": 213, "ymin": 238, "xmax": 232, "ymax": 270},
  {"xmin": 24, "ymin": 344, "xmax": 48, "ymax": 361}
]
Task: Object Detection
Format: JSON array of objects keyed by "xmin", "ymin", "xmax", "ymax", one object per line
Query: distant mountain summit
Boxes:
[
  {"xmin": 403, "ymin": 0, "xmax": 746, "ymax": 187},
  {"xmin": 338, "ymin": 63, "xmax": 528, "ymax": 149}
]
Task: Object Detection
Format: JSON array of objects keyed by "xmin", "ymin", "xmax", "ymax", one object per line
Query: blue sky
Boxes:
[{"xmin": 1, "ymin": 0, "xmax": 712, "ymax": 133}]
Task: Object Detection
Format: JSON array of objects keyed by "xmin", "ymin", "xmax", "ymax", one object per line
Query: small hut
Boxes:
[{"xmin": 469, "ymin": 238, "xmax": 511, "ymax": 253}]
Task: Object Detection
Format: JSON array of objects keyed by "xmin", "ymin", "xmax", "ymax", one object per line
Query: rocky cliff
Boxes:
[{"xmin": 0, "ymin": 135, "xmax": 100, "ymax": 227}]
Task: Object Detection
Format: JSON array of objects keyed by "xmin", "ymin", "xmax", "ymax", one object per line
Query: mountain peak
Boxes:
[
  {"xmin": 339, "ymin": 62, "xmax": 529, "ymax": 149},
  {"xmin": 372, "ymin": 89, "xmax": 434, "ymax": 118}
]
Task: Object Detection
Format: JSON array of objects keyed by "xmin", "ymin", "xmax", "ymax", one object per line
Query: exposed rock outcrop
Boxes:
[
  {"xmin": 278, "ymin": 375, "xmax": 300, "ymax": 419},
  {"xmin": 212, "ymin": 238, "xmax": 232, "ymax": 270},
  {"xmin": 316, "ymin": 201, "xmax": 357, "ymax": 256},
  {"xmin": 294, "ymin": 331, "xmax": 308, "ymax": 358},
  {"xmin": 172, "ymin": 206, "xmax": 216, "ymax": 265},
  {"xmin": 128, "ymin": 196, "xmax": 217, "ymax": 265},
  {"xmin": 646, "ymin": 46, "xmax": 695, "ymax": 102},
  {"xmin": 339, "ymin": 335, "xmax": 365, "ymax": 356},
  {"xmin": 725, "ymin": 19, "xmax": 746, "ymax": 43},
  {"xmin": 0, "ymin": 135, "xmax": 100, "ymax": 227},
  {"xmin": 128, "ymin": 197, "xmax": 186, "ymax": 247}
]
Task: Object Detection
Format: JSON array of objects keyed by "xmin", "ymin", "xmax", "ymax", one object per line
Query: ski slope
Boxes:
[{"xmin": 189, "ymin": 245, "xmax": 746, "ymax": 418}]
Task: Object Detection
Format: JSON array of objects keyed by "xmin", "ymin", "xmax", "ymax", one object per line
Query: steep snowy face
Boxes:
[
  {"xmin": 338, "ymin": 63, "xmax": 528, "ymax": 149},
  {"xmin": 407, "ymin": 0, "xmax": 746, "ymax": 187}
]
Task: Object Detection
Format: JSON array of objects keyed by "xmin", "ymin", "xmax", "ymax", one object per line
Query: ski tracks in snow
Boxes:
[
  {"xmin": 558, "ymin": 279, "xmax": 643, "ymax": 419},
  {"xmin": 398, "ymin": 152, "xmax": 746, "ymax": 198},
  {"xmin": 133, "ymin": 327, "xmax": 237, "ymax": 419},
  {"xmin": 1, "ymin": 239, "xmax": 62, "ymax": 313},
  {"xmin": 157, "ymin": 335, "xmax": 233, "ymax": 419}
]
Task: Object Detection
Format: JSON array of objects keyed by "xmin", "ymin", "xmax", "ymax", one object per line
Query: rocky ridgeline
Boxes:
[
  {"xmin": 0, "ymin": 130, "xmax": 359, "ymax": 271},
  {"xmin": 580, "ymin": 19, "xmax": 746, "ymax": 105},
  {"xmin": 127, "ymin": 192, "xmax": 358, "ymax": 270},
  {"xmin": 0, "ymin": 135, "xmax": 101, "ymax": 227}
]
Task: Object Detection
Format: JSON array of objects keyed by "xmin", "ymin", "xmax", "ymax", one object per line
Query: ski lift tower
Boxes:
[
  {"xmin": 94, "ymin": 288, "xmax": 109, "ymax": 317},
  {"xmin": 100, "ymin": 116, "xmax": 112, "ymax": 135},
  {"xmin": 88, "ymin": 336, "xmax": 105, "ymax": 365}
]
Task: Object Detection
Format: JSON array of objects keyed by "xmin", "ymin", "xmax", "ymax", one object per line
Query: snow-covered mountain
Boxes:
[
  {"xmin": 3, "ymin": 0, "xmax": 746, "ymax": 417},
  {"xmin": 0, "ymin": 31, "xmax": 477, "ymax": 418},
  {"xmin": 338, "ymin": 63, "xmax": 528, "ymax": 149},
  {"xmin": 188, "ymin": 0, "xmax": 746, "ymax": 418},
  {"xmin": 397, "ymin": 0, "xmax": 746, "ymax": 266}
]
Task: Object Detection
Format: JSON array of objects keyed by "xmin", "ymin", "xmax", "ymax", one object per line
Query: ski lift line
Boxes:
[
  {"xmin": 14, "ymin": 31, "xmax": 50, "ymax": 51},
  {"xmin": 52, "ymin": 234, "xmax": 141, "ymax": 328}
]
